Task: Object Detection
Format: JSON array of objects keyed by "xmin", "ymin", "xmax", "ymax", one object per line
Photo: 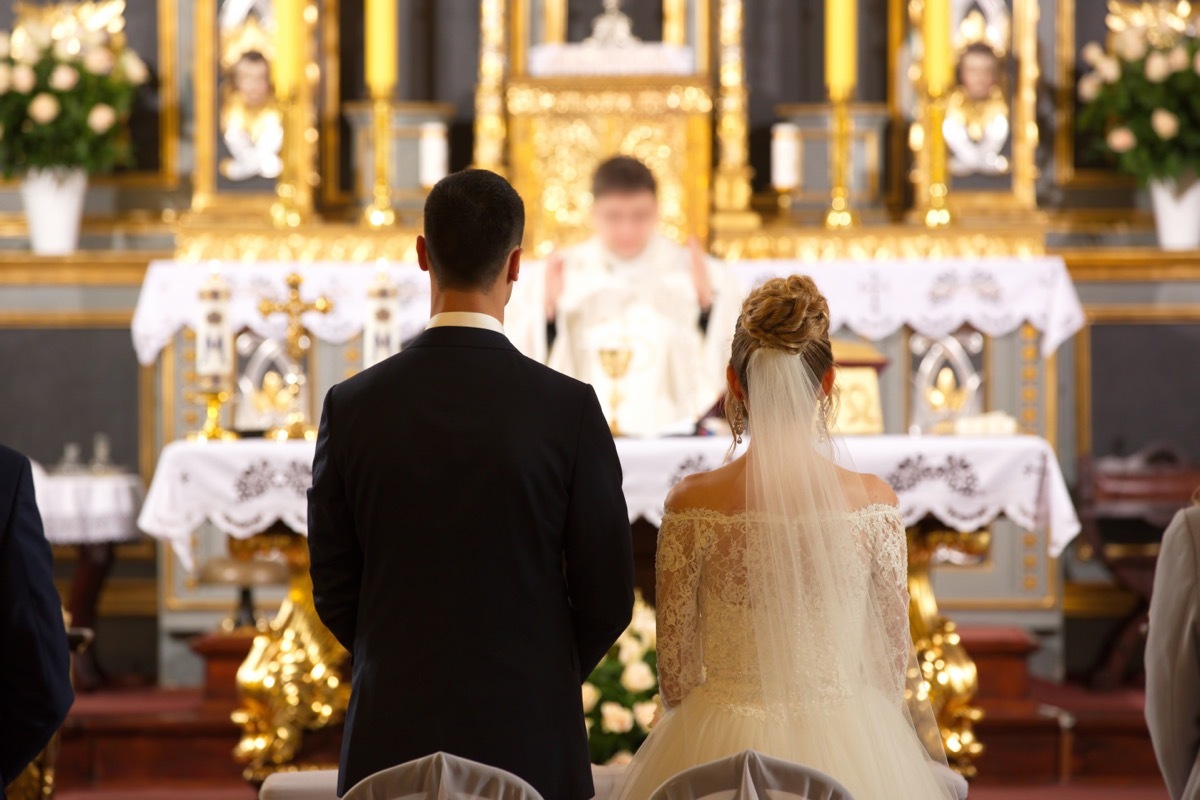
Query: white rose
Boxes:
[
  {"xmin": 620, "ymin": 660, "xmax": 657, "ymax": 694},
  {"xmin": 52, "ymin": 36, "xmax": 80, "ymax": 62},
  {"xmin": 28, "ymin": 92, "xmax": 60, "ymax": 124},
  {"xmin": 119, "ymin": 50, "xmax": 149, "ymax": 84},
  {"xmin": 630, "ymin": 605, "xmax": 657, "ymax": 646},
  {"xmin": 599, "ymin": 702, "xmax": 634, "ymax": 734},
  {"xmin": 82, "ymin": 47, "xmax": 115, "ymax": 76},
  {"xmin": 1169, "ymin": 46, "xmax": 1190, "ymax": 72},
  {"xmin": 12, "ymin": 63, "xmax": 35, "ymax": 93},
  {"xmin": 1106, "ymin": 127, "xmax": 1137, "ymax": 153},
  {"xmin": 617, "ymin": 634, "xmax": 645, "ymax": 666},
  {"xmin": 24, "ymin": 21, "xmax": 51, "ymax": 50},
  {"xmin": 606, "ymin": 751, "xmax": 634, "ymax": 767},
  {"xmin": 581, "ymin": 682, "xmax": 600, "ymax": 713},
  {"xmin": 1096, "ymin": 56, "xmax": 1121, "ymax": 83},
  {"xmin": 1114, "ymin": 27, "xmax": 1148, "ymax": 62},
  {"xmin": 48, "ymin": 64, "xmax": 78, "ymax": 92},
  {"xmin": 1145, "ymin": 51, "xmax": 1171, "ymax": 82},
  {"xmin": 585, "ymin": 717, "xmax": 593, "ymax": 734},
  {"xmin": 1081, "ymin": 42, "xmax": 1105, "ymax": 66},
  {"xmin": 0, "ymin": 33, "xmax": 12, "ymax": 60},
  {"xmin": 1152, "ymin": 108, "xmax": 1180, "ymax": 140},
  {"xmin": 633, "ymin": 700, "xmax": 658, "ymax": 731},
  {"xmin": 87, "ymin": 103, "xmax": 116, "ymax": 134},
  {"xmin": 1077, "ymin": 72, "xmax": 1102, "ymax": 102}
]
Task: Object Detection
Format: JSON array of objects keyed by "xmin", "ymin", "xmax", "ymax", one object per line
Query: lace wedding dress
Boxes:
[{"xmin": 616, "ymin": 349, "xmax": 957, "ymax": 800}]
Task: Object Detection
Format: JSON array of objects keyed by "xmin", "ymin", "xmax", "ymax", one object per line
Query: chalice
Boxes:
[{"xmin": 598, "ymin": 345, "xmax": 634, "ymax": 437}]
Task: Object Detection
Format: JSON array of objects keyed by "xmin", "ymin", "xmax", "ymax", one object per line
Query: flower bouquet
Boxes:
[
  {"xmin": 582, "ymin": 593, "xmax": 659, "ymax": 766},
  {"xmin": 0, "ymin": 8, "xmax": 148, "ymax": 254},
  {"xmin": 1077, "ymin": 23, "xmax": 1200, "ymax": 248}
]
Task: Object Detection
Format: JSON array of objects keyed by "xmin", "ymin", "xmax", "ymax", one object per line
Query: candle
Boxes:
[
  {"xmin": 419, "ymin": 122, "xmax": 449, "ymax": 189},
  {"xmin": 825, "ymin": 0, "xmax": 857, "ymax": 101},
  {"xmin": 196, "ymin": 269, "xmax": 234, "ymax": 383},
  {"xmin": 365, "ymin": 0, "xmax": 397, "ymax": 96},
  {"xmin": 924, "ymin": 0, "xmax": 952, "ymax": 96},
  {"xmin": 771, "ymin": 123, "xmax": 801, "ymax": 191},
  {"xmin": 363, "ymin": 265, "xmax": 402, "ymax": 368},
  {"xmin": 273, "ymin": 0, "xmax": 302, "ymax": 100}
]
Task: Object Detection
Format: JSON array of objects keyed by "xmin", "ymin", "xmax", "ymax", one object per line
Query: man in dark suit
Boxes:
[
  {"xmin": 309, "ymin": 169, "xmax": 635, "ymax": 799},
  {"xmin": 0, "ymin": 446, "xmax": 73, "ymax": 795}
]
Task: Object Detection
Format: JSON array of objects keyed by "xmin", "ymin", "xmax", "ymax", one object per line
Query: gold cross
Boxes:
[{"xmin": 258, "ymin": 273, "xmax": 333, "ymax": 362}]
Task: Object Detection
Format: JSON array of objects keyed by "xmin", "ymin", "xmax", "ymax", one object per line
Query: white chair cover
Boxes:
[
  {"xmin": 259, "ymin": 769, "xmax": 339, "ymax": 800},
  {"xmin": 648, "ymin": 751, "xmax": 855, "ymax": 800},
  {"xmin": 341, "ymin": 752, "xmax": 545, "ymax": 800}
]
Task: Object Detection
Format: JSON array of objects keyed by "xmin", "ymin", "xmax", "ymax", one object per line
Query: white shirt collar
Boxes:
[{"xmin": 426, "ymin": 311, "xmax": 506, "ymax": 335}]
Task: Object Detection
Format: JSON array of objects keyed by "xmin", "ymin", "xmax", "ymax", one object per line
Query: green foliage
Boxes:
[
  {"xmin": 1077, "ymin": 36, "xmax": 1200, "ymax": 185},
  {"xmin": 0, "ymin": 30, "xmax": 148, "ymax": 178}
]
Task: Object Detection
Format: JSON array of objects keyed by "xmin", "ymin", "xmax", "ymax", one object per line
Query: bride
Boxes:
[{"xmin": 617, "ymin": 276, "xmax": 961, "ymax": 799}]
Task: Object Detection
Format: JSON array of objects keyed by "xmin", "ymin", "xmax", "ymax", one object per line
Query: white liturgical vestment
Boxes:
[{"xmin": 546, "ymin": 235, "xmax": 740, "ymax": 437}]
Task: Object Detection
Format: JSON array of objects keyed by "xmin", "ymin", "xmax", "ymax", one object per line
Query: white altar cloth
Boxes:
[
  {"xmin": 740, "ymin": 258, "xmax": 1083, "ymax": 357},
  {"xmin": 31, "ymin": 468, "xmax": 144, "ymax": 545},
  {"xmin": 132, "ymin": 257, "xmax": 1083, "ymax": 365},
  {"xmin": 140, "ymin": 435, "xmax": 1078, "ymax": 571}
]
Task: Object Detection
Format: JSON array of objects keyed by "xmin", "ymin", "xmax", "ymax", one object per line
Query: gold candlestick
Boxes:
[
  {"xmin": 189, "ymin": 387, "xmax": 239, "ymax": 442},
  {"xmin": 825, "ymin": 97, "xmax": 857, "ymax": 229},
  {"xmin": 924, "ymin": 94, "xmax": 952, "ymax": 228},
  {"xmin": 363, "ymin": 95, "xmax": 396, "ymax": 227},
  {"xmin": 269, "ymin": 93, "xmax": 308, "ymax": 229},
  {"xmin": 598, "ymin": 346, "xmax": 633, "ymax": 437},
  {"xmin": 258, "ymin": 273, "xmax": 332, "ymax": 440}
]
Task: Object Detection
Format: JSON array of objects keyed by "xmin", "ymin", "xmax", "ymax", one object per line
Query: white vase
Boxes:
[
  {"xmin": 20, "ymin": 167, "xmax": 87, "ymax": 256},
  {"xmin": 1149, "ymin": 176, "xmax": 1200, "ymax": 250}
]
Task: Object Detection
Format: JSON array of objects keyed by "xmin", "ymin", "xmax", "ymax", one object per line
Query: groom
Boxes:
[{"xmin": 309, "ymin": 169, "xmax": 634, "ymax": 799}]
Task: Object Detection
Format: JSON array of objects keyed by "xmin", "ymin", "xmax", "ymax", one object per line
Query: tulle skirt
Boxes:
[{"xmin": 615, "ymin": 684, "xmax": 960, "ymax": 800}]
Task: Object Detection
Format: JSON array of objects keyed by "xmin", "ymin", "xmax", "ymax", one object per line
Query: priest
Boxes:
[{"xmin": 542, "ymin": 156, "xmax": 740, "ymax": 436}]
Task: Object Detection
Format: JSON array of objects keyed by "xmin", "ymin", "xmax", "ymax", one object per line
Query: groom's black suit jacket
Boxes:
[{"xmin": 309, "ymin": 324, "xmax": 634, "ymax": 799}]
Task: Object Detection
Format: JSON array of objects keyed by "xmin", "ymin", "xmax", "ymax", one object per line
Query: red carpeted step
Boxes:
[
  {"xmin": 958, "ymin": 625, "xmax": 1038, "ymax": 701},
  {"xmin": 972, "ymin": 699, "xmax": 1066, "ymax": 784}
]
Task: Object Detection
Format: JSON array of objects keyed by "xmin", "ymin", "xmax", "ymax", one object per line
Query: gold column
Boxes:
[
  {"xmin": 269, "ymin": 0, "xmax": 310, "ymax": 228},
  {"xmin": 922, "ymin": 0, "xmax": 952, "ymax": 227},
  {"xmin": 473, "ymin": 0, "xmax": 508, "ymax": 175},
  {"xmin": 363, "ymin": 0, "xmax": 398, "ymax": 227},
  {"xmin": 825, "ymin": 0, "xmax": 858, "ymax": 229},
  {"xmin": 711, "ymin": 0, "xmax": 760, "ymax": 233},
  {"xmin": 664, "ymin": 0, "xmax": 687, "ymax": 45},
  {"xmin": 543, "ymin": 0, "xmax": 566, "ymax": 44}
]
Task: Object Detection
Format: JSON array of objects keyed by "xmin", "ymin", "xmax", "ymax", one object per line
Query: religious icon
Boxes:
[
  {"xmin": 944, "ymin": 8, "xmax": 1011, "ymax": 177},
  {"xmin": 218, "ymin": 6, "xmax": 282, "ymax": 182}
]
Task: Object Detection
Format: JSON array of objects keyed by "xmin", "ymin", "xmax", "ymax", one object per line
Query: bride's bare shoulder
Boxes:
[
  {"xmin": 835, "ymin": 467, "xmax": 900, "ymax": 511},
  {"xmin": 664, "ymin": 456, "xmax": 746, "ymax": 514}
]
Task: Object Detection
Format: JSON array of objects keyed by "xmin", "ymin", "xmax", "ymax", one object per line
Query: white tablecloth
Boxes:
[
  {"xmin": 741, "ymin": 257, "xmax": 1083, "ymax": 357},
  {"xmin": 140, "ymin": 435, "xmax": 1079, "ymax": 571},
  {"xmin": 132, "ymin": 257, "xmax": 1083, "ymax": 365},
  {"xmin": 31, "ymin": 469, "xmax": 144, "ymax": 545}
]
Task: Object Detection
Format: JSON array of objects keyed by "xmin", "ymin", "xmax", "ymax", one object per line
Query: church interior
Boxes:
[{"xmin": 2, "ymin": 0, "xmax": 1199, "ymax": 798}]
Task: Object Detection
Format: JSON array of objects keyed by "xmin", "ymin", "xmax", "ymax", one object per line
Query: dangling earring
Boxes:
[{"xmin": 729, "ymin": 399, "xmax": 747, "ymax": 444}]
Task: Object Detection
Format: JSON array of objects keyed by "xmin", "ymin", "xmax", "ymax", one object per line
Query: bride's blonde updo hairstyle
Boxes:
[{"xmin": 725, "ymin": 275, "xmax": 835, "ymax": 441}]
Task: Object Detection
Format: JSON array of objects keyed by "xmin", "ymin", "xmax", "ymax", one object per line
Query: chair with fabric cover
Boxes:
[
  {"xmin": 259, "ymin": 768, "xmax": 339, "ymax": 800},
  {"xmin": 341, "ymin": 752, "xmax": 545, "ymax": 800},
  {"xmin": 647, "ymin": 750, "xmax": 855, "ymax": 800}
]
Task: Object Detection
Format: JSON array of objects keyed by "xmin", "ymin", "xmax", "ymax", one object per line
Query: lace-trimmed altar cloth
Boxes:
[
  {"xmin": 738, "ymin": 257, "xmax": 1083, "ymax": 357},
  {"xmin": 31, "ymin": 467, "xmax": 144, "ymax": 545},
  {"xmin": 141, "ymin": 434, "xmax": 1079, "ymax": 571},
  {"xmin": 618, "ymin": 434, "xmax": 1080, "ymax": 556}
]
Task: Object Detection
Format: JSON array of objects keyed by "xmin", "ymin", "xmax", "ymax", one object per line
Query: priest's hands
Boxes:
[
  {"xmin": 689, "ymin": 236, "xmax": 714, "ymax": 312},
  {"xmin": 544, "ymin": 251, "xmax": 565, "ymax": 321}
]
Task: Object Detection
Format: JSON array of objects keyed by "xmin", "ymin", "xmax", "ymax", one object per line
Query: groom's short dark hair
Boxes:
[{"xmin": 423, "ymin": 169, "xmax": 525, "ymax": 291}]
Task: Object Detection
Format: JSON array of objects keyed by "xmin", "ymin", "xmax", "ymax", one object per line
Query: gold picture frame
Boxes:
[{"xmin": 895, "ymin": 0, "xmax": 1040, "ymax": 215}]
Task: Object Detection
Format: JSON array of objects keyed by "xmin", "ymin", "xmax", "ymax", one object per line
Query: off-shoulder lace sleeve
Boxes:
[
  {"xmin": 655, "ymin": 511, "xmax": 709, "ymax": 709},
  {"xmin": 869, "ymin": 507, "xmax": 912, "ymax": 700}
]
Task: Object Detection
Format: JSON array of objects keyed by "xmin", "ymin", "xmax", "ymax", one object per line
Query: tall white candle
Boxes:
[
  {"xmin": 196, "ymin": 268, "xmax": 234, "ymax": 383},
  {"xmin": 363, "ymin": 264, "xmax": 403, "ymax": 368},
  {"xmin": 771, "ymin": 122, "xmax": 801, "ymax": 191},
  {"xmin": 419, "ymin": 122, "xmax": 449, "ymax": 189}
]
